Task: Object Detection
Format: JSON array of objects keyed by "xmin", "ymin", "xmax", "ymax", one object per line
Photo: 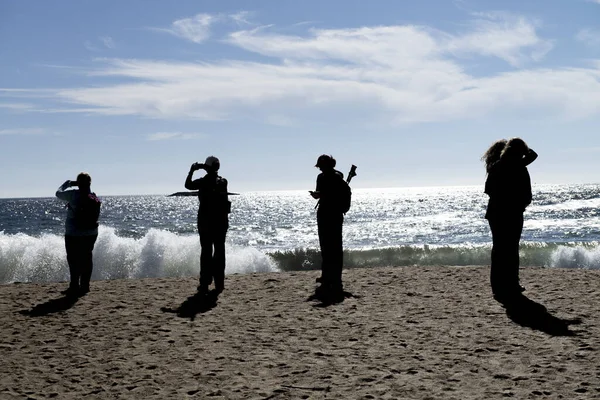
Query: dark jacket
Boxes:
[
  {"xmin": 485, "ymin": 160, "xmax": 532, "ymax": 219},
  {"xmin": 187, "ymin": 173, "xmax": 230, "ymax": 221},
  {"xmin": 316, "ymin": 169, "xmax": 345, "ymax": 213}
]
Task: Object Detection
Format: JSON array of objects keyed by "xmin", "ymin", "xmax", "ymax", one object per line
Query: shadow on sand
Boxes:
[
  {"xmin": 498, "ymin": 294, "xmax": 582, "ymax": 336},
  {"xmin": 161, "ymin": 290, "xmax": 219, "ymax": 320},
  {"xmin": 307, "ymin": 289, "xmax": 357, "ymax": 308},
  {"xmin": 19, "ymin": 295, "xmax": 80, "ymax": 317}
]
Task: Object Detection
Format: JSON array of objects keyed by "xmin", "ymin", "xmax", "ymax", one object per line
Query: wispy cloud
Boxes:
[
  {"xmin": 84, "ymin": 40, "xmax": 100, "ymax": 52},
  {"xmin": 445, "ymin": 12, "xmax": 553, "ymax": 66},
  {"xmin": 0, "ymin": 103, "xmax": 34, "ymax": 111},
  {"xmin": 229, "ymin": 12, "xmax": 551, "ymax": 67},
  {"xmin": 0, "ymin": 128, "xmax": 45, "ymax": 136},
  {"xmin": 576, "ymin": 28, "xmax": 600, "ymax": 47},
  {"xmin": 146, "ymin": 132, "xmax": 205, "ymax": 141},
  {"xmin": 85, "ymin": 36, "xmax": 116, "ymax": 51},
  {"xmin": 230, "ymin": 11, "xmax": 253, "ymax": 27},
  {"xmin": 100, "ymin": 36, "xmax": 116, "ymax": 49},
  {"xmin": 159, "ymin": 13, "xmax": 216, "ymax": 43},
  {"xmin": 6, "ymin": 13, "xmax": 600, "ymax": 124}
]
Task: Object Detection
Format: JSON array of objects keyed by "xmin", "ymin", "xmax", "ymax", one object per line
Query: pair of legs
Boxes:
[
  {"xmin": 65, "ymin": 234, "xmax": 98, "ymax": 294},
  {"xmin": 488, "ymin": 214, "xmax": 524, "ymax": 299},
  {"xmin": 198, "ymin": 220, "xmax": 228, "ymax": 294},
  {"xmin": 317, "ymin": 210, "xmax": 344, "ymax": 291}
]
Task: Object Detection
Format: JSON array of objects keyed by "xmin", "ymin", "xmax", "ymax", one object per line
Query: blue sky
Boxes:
[{"xmin": 1, "ymin": 0, "xmax": 600, "ymax": 197}]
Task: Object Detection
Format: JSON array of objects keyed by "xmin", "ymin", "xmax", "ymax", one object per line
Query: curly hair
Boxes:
[
  {"xmin": 482, "ymin": 140, "xmax": 507, "ymax": 173},
  {"xmin": 500, "ymin": 137, "xmax": 529, "ymax": 161}
]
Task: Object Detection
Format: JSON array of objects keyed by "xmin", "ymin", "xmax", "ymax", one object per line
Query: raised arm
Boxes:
[
  {"xmin": 56, "ymin": 180, "xmax": 76, "ymax": 202},
  {"xmin": 185, "ymin": 163, "xmax": 204, "ymax": 190},
  {"xmin": 523, "ymin": 149, "xmax": 538, "ymax": 166}
]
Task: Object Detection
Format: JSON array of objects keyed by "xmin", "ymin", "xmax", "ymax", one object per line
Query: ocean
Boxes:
[{"xmin": 1, "ymin": 184, "xmax": 600, "ymax": 284}]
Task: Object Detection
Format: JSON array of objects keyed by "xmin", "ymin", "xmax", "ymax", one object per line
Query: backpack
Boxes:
[
  {"xmin": 336, "ymin": 175, "xmax": 352, "ymax": 214},
  {"xmin": 200, "ymin": 176, "xmax": 231, "ymax": 215},
  {"xmin": 71, "ymin": 193, "xmax": 101, "ymax": 229},
  {"xmin": 216, "ymin": 176, "xmax": 232, "ymax": 215}
]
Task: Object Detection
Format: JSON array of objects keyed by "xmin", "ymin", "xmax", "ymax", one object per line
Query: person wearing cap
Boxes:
[
  {"xmin": 185, "ymin": 156, "xmax": 231, "ymax": 295},
  {"xmin": 310, "ymin": 154, "xmax": 345, "ymax": 300},
  {"xmin": 55, "ymin": 172, "xmax": 101, "ymax": 297}
]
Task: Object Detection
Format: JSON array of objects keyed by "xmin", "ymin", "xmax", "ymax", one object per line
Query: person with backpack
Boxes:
[
  {"xmin": 56, "ymin": 172, "xmax": 101, "ymax": 297},
  {"xmin": 185, "ymin": 156, "xmax": 231, "ymax": 295},
  {"xmin": 310, "ymin": 154, "xmax": 349, "ymax": 301}
]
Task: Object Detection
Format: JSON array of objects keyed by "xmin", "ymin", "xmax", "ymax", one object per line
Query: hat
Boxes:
[
  {"xmin": 315, "ymin": 154, "xmax": 335, "ymax": 168},
  {"xmin": 204, "ymin": 156, "xmax": 220, "ymax": 170}
]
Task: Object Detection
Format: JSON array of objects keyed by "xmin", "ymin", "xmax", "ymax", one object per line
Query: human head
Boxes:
[
  {"xmin": 315, "ymin": 154, "xmax": 336, "ymax": 170},
  {"xmin": 482, "ymin": 139, "xmax": 507, "ymax": 172},
  {"xmin": 204, "ymin": 156, "xmax": 220, "ymax": 172},
  {"xmin": 76, "ymin": 172, "xmax": 92, "ymax": 189},
  {"xmin": 501, "ymin": 137, "xmax": 529, "ymax": 162}
]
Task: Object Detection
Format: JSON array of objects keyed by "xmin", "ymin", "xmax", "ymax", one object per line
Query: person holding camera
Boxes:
[
  {"xmin": 483, "ymin": 138, "xmax": 538, "ymax": 302},
  {"xmin": 185, "ymin": 156, "xmax": 231, "ymax": 295},
  {"xmin": 56, "ymin": 172, "xmax": 101, "ymax": 297}
]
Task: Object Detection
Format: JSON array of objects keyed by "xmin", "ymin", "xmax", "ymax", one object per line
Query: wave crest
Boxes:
[{"xmin": 0, "ymin": 226, "xmax": 278, "ymax": 284}]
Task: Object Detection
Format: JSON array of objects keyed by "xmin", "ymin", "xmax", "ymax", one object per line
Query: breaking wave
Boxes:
[
  {"xmin": 1, "ymin": 227, "xmax": 599, "ymax": 284},
  {"xmin": 0, "ymin": 226, "xmax": 278, "ymax": 284}
]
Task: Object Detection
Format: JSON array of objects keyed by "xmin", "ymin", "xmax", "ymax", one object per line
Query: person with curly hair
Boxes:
[{"xmin": 483, "ymin": 138, "xmax": 538, "ymax": 302}]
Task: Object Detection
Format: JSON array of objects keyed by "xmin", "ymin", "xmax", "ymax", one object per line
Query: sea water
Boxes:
[{"xmin": 1, "ymin": 184, "xmax": 600, "ymax": 283}]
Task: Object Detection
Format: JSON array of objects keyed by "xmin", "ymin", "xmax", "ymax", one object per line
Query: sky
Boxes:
[{"xmin": 1, "ymin": 0, "xmax": 600, "ymax": 197}]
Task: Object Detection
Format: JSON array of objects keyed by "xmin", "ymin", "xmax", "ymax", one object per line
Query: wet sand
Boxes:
[{"xmin": 1, "ymin": 266, "xmax": 599, "ymax": 399}]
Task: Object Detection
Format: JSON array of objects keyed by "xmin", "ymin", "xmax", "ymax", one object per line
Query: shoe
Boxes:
[
  {"xmin": 197, "ymin": 285, "xmax": 210, "ymax": 295},
  {"xmin": 493, "ymin": 289, "xmax": 523, "ymax": 304},
  {"xmin": 62, "ymin": 286, "xmax": 80, "ymax": 298},
  {"xmin": 214, "ymin": 277, "xmax": 224, "ymax": 294},
  {"xmin": 79, "ymin": 286, "xmax": 90, "ymax": 296}
]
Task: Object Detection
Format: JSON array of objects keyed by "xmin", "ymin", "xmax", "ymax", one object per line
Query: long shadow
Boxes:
[
  {"xmin": 307, "ymin": 289, "xmax": 357, "ymax": 308},
  {"xmin": 498, "ymin": 294, "xmax": 582, "ymax": 336},
  {"xmin": 161, "ymin": 290, "xmax": 219, "ymax": 320},
  {"xmin": 19, "ymin": 295, "xmax": 80, "ymax": 317}
]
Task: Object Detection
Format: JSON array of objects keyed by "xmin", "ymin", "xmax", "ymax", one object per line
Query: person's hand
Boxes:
[
  {"xmin": 309, "ymin": 191, "xmax": 320, "ymax": 199},
  {"xmin": 190, "ymin": 163, "xmax": 205, "ymax": 172}
]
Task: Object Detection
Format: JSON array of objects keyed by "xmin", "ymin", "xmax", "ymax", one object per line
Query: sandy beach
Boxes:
[{"xmin": 1, "ymin": 266, "xmax": 599, "ymax": 399}]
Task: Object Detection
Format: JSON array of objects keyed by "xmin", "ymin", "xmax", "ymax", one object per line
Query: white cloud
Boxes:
[
  {"xmin": 146, "ymin": 132, "xmax": 205, "ymax": 141},
  {"xmin": 444, "ymin": 12, "xmax": 553, "ymax": 66},
  {"xmin": 100, "ymin": 36, "xmax": 116, "ymax": 49},
  {"xmin": 0, "ymin": 128, "xmax": 45, "ymax": 136},
  {"xmin": 230, "ymin": 11, "xmax": 253, "ymax": 27},
  {"xmin": 160, "ymin": 13, "xmax": 216, "ymax": 43},
  {"xmin": 0, "ymin": 103, "xmax": 34, "ymax": 111},
  {"xmin": 576, "ymin": 28, "xmax": 600, "ymax": 47},
  {"xmin": 229, "ymin": 12, "xmax": 551, "ymax": 67},
  {"xmin": 6, "ymin": 13, "xmax": 600, "ymax": 124}
]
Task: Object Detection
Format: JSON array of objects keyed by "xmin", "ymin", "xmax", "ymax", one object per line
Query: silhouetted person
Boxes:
[
  {"xmin": 310, "ymin": 154, "xmax": 345, "ymax": 300},
  {"xmin": 185, "ymin": 156, "xmax": 231, "ymax": 295},
  {"xmin": 483, "ymin": 138, "xmax": 537, "ymax": 302},
  {"xmin": 56, "ymin": 172, "xmax": 101, "ymax": 297}
]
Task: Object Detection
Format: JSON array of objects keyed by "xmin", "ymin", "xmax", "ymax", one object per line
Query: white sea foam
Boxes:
[
  {"xmin": 549, "ymin": 244, "xmax": 600, "ymax": 269},
  {"xmin": 0, "ymin": 226, "xmax": 278, "ymax": 284}
]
